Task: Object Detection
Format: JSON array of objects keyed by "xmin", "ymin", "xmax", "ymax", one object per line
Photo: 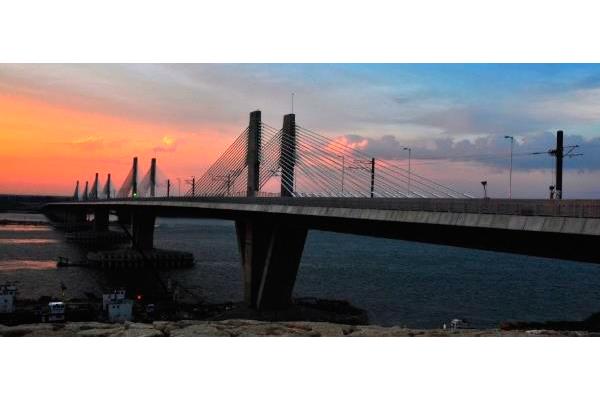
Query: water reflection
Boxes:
[
  {"xmin": 0, "ymin": 238, "xmax": 58, "ymax": 244},
  {"xmin": 0, "ymin": 225, "xmax": 51, "ymax": 232},
  {"xmin": 0, "ymin": 260, "xmax": 56, "ymax": 271}
]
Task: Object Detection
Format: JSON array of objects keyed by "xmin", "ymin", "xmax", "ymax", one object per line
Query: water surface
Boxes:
[{"xmin": 2, "ymin": 213, "xmax": 600, "ymax": 328}]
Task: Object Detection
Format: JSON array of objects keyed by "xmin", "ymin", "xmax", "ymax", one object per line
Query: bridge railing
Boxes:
[{"xmin": 67, "ymin": 197, "xmax": 600, "ymax": 218}]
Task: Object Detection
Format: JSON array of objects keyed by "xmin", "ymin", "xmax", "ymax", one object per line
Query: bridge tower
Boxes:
[
  {"xmin": 73, "ymin": 180, "xmax": 80, "ymax": 201},
  {"xmin": 247, "ymin": 110, "xmax": 261, "ymax": 197},
  {"xmin": 105, "ymin": 173, "xmax": 111, "ymax": 199},
  {"xmin": 83, "ymin": 181, "xmax": 89, "ymax": 201},
  {"xmin": 280, "ymin": 113, "xmax": 296, "ymax": 197},
  {"xmin": 90, "ymin": 173, "xmax": 99, "ymax": 200},
  {"xmin": 132, "ymin": 157, "xmax": 138, "ymax": 198},
  {"xmin": 150, "ymin": 158, "xmax": 156, "ymax": 197}
]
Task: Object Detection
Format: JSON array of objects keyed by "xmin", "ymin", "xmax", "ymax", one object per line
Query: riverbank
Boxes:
[{"xmin": 0, "ymin": 319, "xmax": 596, "ymax": 336}]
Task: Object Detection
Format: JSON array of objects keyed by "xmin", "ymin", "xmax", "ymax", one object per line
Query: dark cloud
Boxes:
[{"xmin": 341, "ymin": 132, "xmax": 600, "ymax": 171}]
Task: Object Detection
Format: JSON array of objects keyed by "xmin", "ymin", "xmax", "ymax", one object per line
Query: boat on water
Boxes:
[{"xmin": 0, "ymin": 282, "xmax": 17, "ymax": 314}]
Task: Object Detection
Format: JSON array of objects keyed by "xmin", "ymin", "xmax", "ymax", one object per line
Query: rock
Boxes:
[
  {"xmin": 77, "ymin": 327, "xmax": 126, "ymax": 337},
  {"xmin": 283, "ymin": 321, "xmax": 348, "ymax": 337},
  {"xmin": 152, "ymin": 320, "xmax": 170, "ymax": 332},
  {"xmin": 66, "ymin": 322, "xmax": 116, "ymax": 331},
  {"xmin": 169, "ymin": 323, "xmax": 230, "ymax": 337},
  {"xmin": 0, "ymin": 323, "xmax": 57, "ymax": 337},
  {"xmin": 114, "ymin": 328, "xmax": 164, "ymax": 337},
  {"xmin": 124, "ymin": 322, "xmax": 154, "ymax": 330}
]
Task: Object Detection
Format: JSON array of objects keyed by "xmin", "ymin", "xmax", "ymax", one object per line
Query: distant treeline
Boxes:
[{"xmin": 0, "ymin": 194, "xmax": 70, "ymax": 212}]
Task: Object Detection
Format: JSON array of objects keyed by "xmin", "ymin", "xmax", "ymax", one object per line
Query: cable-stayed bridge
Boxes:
[{"xmin": 44, "ymin": 111, "xmax": 600, "ymax": 310}]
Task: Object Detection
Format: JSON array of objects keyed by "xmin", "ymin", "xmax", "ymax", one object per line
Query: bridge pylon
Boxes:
[
  {"xmin": 246, "ymin": 110, "xmax": 261, "ymax": 197},
  {"xmin": 150, "ymin": 158, "xmax": 157, "ymax": 197},
  {"xmin": 105, "ymin": 173, "xmax": 111, "ymax": 199},
  {"xmin": 90, "ymin": 172, "xmax": 99, "ymax": 200},
  {"xmin": 73, "ymin": 180, "xmax": 80, "ymax": 201},
  {"xmin": 132, "ymin": 157, "xmax": 138, "ymax": 198},
  {"xmin": 280, "ymin": 113, "xmax": 296, "ymax": 197}
]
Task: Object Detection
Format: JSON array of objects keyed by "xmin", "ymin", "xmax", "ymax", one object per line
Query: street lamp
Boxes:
[
  {"xmin": 403, "ymin": 147, "xmax": 412, "ymax": 195},
  {"xmin": 481, "ymin": 181, "xmax": 488, "ymax": 199},
  {"xmin": 504, "ymin": 135, "xmax": 514, "ymax": 199}
]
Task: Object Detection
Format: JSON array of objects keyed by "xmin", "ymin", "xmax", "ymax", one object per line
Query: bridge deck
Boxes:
[
  {"xmin": 45, "ymin": 197, "xmax": 600, "ymax": 264},
  {"xmin": 50, "ymin": 197, "xmax": 600, "ymax": 218}
]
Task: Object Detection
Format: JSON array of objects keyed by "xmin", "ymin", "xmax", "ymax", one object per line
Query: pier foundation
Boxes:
[
  {"xmin": 235, "ymin": 218, "xmax": 307, "ymax": 310},
  {"xmin": 131, "ymin": 212, "xmax": 156, "ymax": 250},
  {"xmin": 93, "ymin": 208, "xmax": 109, "ymax": 231}
]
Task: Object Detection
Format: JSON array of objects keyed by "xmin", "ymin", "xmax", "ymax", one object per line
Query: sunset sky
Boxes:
[{"xmin": 2, "ymin": 64, "xmax": 600, "ymax": 198}]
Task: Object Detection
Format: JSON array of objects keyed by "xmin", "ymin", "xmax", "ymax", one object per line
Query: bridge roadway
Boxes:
[{"xmin": 44, "ymin": 197, "xmax": 600, "ymax": 309}]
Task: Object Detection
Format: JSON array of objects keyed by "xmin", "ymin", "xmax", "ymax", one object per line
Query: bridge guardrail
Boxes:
[{"xmin": 56, "ymin": 197, "xmax": 600, "ymax": 218}]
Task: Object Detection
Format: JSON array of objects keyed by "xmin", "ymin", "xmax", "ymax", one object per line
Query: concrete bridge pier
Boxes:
[
  {"xmin": 93, "ymin": 208, "xmax": 109, "ymax": 231},
  {"xmin": 131, "ymin": 212, "xmax": 156, "ymax": 250},
  {"xmin": 116, "ymin": 209, "xmax": 132, "ymax": 226},
  {"xmin": 235, "ymin": 218, "xmax": 308, "ymax": 310},
  {"xmin": 64, "ymin": 209, "xmax": 88, "ymax": 231}
]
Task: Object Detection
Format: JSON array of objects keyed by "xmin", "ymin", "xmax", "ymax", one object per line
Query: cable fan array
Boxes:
[
  {"xmin": 183, "ymin": 124, "xmax": 283, "ymax": 197},
  {"xmin": 180, "ymin": 122, "xmax": 471, "ymax": 198},
  {"xmin": 74, "ymin": 120, "xmax": 471, "ymax": 200},
  {"xmin": 279, "ymin": 125, "xmax": 471, "ymax": 198}
]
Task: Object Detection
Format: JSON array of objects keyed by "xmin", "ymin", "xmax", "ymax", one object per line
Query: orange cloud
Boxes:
[{"xmin": 0, "ymin": 93, "xmax": 241, "ymax": 195}]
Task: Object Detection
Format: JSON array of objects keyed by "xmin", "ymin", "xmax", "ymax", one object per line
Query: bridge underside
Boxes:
[{"xmin": 44, "ymin": 199, "xmax": 600, "ymax": 309}]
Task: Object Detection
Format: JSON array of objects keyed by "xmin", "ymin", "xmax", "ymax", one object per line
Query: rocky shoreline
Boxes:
[{"xmin": 1, "ymin": 319, "xmax": 596, "ymax": 337}]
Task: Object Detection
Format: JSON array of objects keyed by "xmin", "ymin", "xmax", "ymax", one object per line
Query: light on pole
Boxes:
[
  {"xmin": 481, "ymin": 181, "xmax": 488, "ymax": 199},
  {"xmin": 403, "ymin": 147, "xmax": 412, "ymax": 195},
  {"xmin": 504, "ymin": 135, "xmax": 514, "ymax": 199}
]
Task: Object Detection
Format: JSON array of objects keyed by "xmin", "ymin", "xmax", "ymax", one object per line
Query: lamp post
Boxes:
[
  {"xmin": 481, "ymin": 181, "xmax": 488, "ymax": 199},
  {"xmin": 403, "ymin": 147, "xmax": 412, "ymax": 195},
  {"xmin": 504, "ymin": 135, "xmax": 514, "ymax": 199}
]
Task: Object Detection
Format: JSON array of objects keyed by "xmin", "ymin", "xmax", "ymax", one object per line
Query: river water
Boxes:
[{"xmin": 2, "ymin": 212, "xmax": 600, "ymax": 328}]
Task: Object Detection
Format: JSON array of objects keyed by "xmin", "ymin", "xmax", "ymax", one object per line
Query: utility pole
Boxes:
[
  {"xmin": 555, "ymin": 130, "xmax": 563, "ymax": 200},
  {"xmin": 504, "ymin": 136, "xmax": 514, "ymax": 199},
  {"xmin": 212, "ymin": 173, "xmax": 233, "ymax": 196},
  {"xmin": 370, "ymin": 157, "xmax": 375, "ymax": 198},
  {"xmin": 185, "ymin": 176, "xmax": 196, "ymax": 197},
  {"xmin": 167, "ymin": 179, "xmax": 171, "ymax": 198},
  {"xmin": 347, "ymin": 159, "xmax": 375, "ymax": 198},
  {"xmin": 541, "ymin": 130, "xmax": 582, "ymax": 200}
]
